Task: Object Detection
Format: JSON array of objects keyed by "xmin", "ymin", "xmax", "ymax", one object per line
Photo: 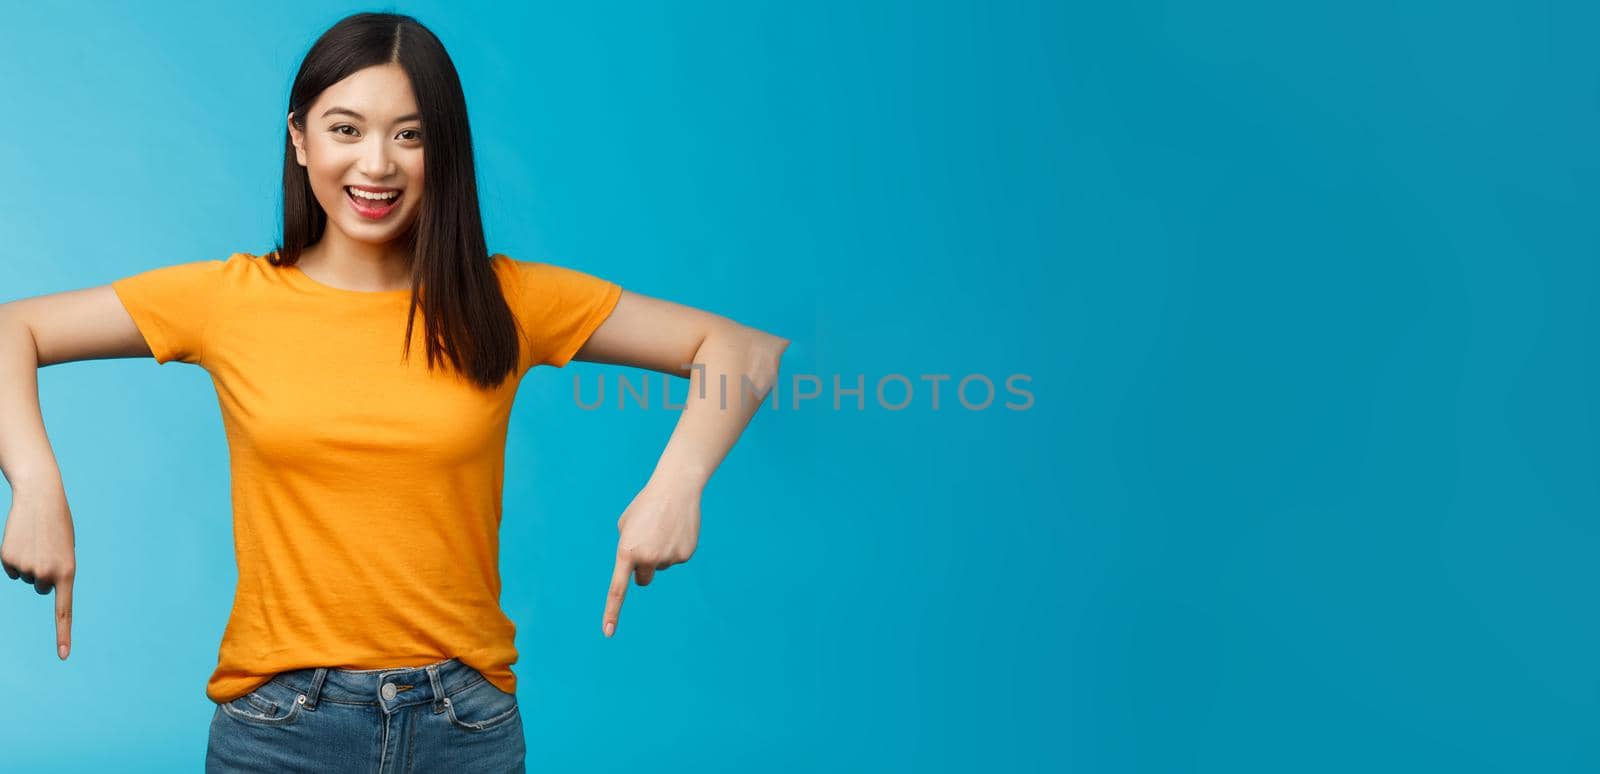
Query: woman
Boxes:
[{"xmin": 0, "ymin": 12, "xmax": 788, "ymax": 772}]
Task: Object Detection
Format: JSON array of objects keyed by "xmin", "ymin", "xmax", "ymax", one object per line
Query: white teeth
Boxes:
[{"xmin": 347, "ymin": 187, "xmax": 400, "ymax": 201}]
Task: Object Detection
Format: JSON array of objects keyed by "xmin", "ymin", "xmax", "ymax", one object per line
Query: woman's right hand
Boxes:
[
  {"xmin": 2, "ymin": 282, "xmax": 149, "ymax": 663},
  {"xmin": 1, "ymin": 481, "xmax": 76, "ymax": 660}
]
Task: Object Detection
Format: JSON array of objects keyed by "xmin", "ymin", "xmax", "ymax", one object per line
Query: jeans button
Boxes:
[{"xmin": 382, "ymin": 683, "xmax": 398, "ymax": 701}]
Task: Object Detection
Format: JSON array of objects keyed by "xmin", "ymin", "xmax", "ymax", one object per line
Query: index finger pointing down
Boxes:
[
  {"xmin": 55, "ymin": 576, "xmax": 73, "ymax": 660},
  {"xmin": 603, "ymin": 549, "xmax": 632, "ymax": 638}
]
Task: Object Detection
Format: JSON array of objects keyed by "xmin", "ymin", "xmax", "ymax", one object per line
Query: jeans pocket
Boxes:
[
  {"xmin": 443, "ymin": 675, "xmax": 519, "ymax": 732},
  {"xmin": 217, "ymin": 677, "xmax": 306, "ymax": 727}
]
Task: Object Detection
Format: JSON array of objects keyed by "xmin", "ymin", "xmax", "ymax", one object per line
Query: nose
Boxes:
[{"xmin": 358, "ymin": 135, "xmax": 396, "ymax": 178}]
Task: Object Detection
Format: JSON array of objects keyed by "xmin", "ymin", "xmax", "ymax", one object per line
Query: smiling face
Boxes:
[{"xmin": 287, "ymin": 63, "xmax": 425, "ymax": 250}]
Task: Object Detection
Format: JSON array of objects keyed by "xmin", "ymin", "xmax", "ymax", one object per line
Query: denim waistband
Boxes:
[{"xmin": 268, "ymin": 656, "xmax": 485, "ymax": 713}]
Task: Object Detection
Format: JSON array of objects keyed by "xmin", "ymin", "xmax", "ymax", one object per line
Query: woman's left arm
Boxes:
[{"xmin": 569, "ymin": 289, "xmax": 790, "ymax": 638}]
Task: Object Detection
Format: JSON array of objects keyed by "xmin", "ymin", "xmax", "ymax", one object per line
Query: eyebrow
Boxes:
[{"xmin": 319, "ymin": 107, "xmax": 422, "ymax": 124}]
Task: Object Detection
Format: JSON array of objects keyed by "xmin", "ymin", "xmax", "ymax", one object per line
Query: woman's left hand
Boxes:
[{"xmin": 602, "ymin": 477, "xmax": 701, "ymax": 637}]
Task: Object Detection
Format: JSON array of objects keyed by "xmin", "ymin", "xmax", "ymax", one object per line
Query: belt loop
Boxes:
[
  {"xmin": 304, "ymin": 667, "xmax": 329, "ymax": 711},
  {"xmin": 427, "ymin": 662, "xmax": 447, "ymax": 714}
]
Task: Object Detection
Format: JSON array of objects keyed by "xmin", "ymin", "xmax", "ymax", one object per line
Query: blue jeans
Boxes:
[{"xmin": 206, "ymin": 656, "xmax": 525, "ymax": 773}]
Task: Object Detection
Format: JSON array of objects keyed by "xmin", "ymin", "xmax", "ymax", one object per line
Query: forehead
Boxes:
[{"xmin": 311, "ymin": 63, "xmax": 418, "ymax": 120}]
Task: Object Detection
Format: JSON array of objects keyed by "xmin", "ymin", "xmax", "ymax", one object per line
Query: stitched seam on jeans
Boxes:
[
  {"xmin": 269, "ymin": 676, "xmax": 380, "ymax": 705},
  {"xmin": 243, "ymin": 693, "xmax": 276, "ymax": 715},
  {"xmin": 406, "ymin": 708, "xmax": 418, "ymax": 770},
  {"xmin": 219, "ymin": 696, "xmax": 301, "ymax": 725},
  {"xmin": 446, "ymin": 700, "xmax": 519, "ymax": 732}
]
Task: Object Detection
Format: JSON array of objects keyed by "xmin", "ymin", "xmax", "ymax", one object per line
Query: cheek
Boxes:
[
  {"xmin": 306, "ymin": 154, "xmax": 350, "ymax": 207},
  {"xmin": 305, "ymin": 156, "xmax": 338, "ymax": 192},
  {"xmin": 317, "ymin": 177, "xmax": 345, "ymax": 210},
  {"xmin": 408, "ymin": 163, "xmax": 423, "ymax": 200},
  {"xmin": 403, "ymin": 179, "xmax": 423, "ymax": 211}
]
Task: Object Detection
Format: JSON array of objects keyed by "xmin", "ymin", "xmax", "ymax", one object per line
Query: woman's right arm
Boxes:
[{"xmin": 0, "ymin": 284, "xmax": 154, "ymax": 661}]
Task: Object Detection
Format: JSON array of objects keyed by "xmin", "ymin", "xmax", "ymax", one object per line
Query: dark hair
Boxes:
[{"xmin": 270, "ymin": 12, "xmax": 520, "ymax": 390}]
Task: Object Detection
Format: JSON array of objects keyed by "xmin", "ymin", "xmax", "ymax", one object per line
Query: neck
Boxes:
[{"xmin": 300, "ymin": 231, "xmax": 413, "ymax": 292}]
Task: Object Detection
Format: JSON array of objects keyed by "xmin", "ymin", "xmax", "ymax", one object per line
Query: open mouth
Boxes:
[{"xmin": 346, "ymin": 186, "xmax": 403, "ymax": 218}]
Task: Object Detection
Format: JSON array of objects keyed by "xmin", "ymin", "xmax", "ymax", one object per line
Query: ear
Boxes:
[{"xmin": 287, "ymin": 111, "xmax": 307, "ymax": 167}]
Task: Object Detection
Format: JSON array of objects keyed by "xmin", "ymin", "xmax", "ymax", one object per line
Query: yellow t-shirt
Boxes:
[{"xmin": 110, "ymin": 250, "xmax": 622, "ymax": 703}]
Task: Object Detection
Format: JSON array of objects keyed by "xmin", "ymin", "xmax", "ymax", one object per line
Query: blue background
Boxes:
[{"xmin": 2, "ymin": 1, "xmax": 1595, "ymax": 771}]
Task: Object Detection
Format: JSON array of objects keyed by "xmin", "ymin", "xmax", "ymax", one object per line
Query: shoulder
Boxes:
[
  {"xmin": 226, "ymin": 249, "xmax": 275, "ymax": 273},
  {"xmin": 112, "ymin": 250, "xmax": 253, "ymax": 291},
  {"xmin": 491, "ymin": 253, "xmax": 619, "ymax": 298},
  {"xmin": 491, "ymin": 253, "xmax": 568, "ymax": 282},
  {"xmin": 196, "ymin": 249, "xmax": 270, "ymax": 294},
  {"xmin": 211, "ymin": 248, "xmax": 294, "ymax": 290},
  {"xmin": 142, "ymin": 249, "xmax": 262, "ymax": 278}
]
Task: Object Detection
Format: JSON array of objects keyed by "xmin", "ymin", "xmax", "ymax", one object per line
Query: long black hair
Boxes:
[{"xmin": 270, "ymin": 12, "xmax": 520, "ymax": 390}]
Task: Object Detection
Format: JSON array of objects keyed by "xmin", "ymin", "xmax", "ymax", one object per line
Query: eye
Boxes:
[
  {"xmin": 331, "ymin": 124, "xmax": 358, "ymax": 137},
  {"xmin": 399, "ymin": 129, "xmax": 422, "ymax": 142}
]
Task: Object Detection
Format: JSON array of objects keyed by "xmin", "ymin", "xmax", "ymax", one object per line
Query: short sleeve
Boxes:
[
  {"xmin": 111, "ymin": 257, "xmax": 228, "ymax": 366},
  {"xmin": 495, "ymin": 254, "xmax": 623, "ymax": 371}
]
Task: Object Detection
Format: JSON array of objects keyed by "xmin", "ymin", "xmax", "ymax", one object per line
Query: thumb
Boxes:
[{"xmin": 55, "ymin": 576, "xmax": 73, "ymax": 660}]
